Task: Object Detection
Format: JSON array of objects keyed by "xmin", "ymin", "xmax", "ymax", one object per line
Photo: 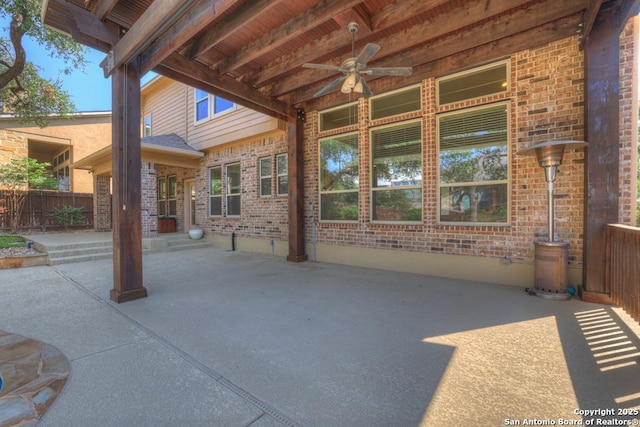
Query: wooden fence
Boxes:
[
  {"xmin": 606, "ymin": 224, "xmax": 640, "ymax": 324},
  {"xmin": 0, "ymin": 190, "xmax": 94, "ymax": 232}
]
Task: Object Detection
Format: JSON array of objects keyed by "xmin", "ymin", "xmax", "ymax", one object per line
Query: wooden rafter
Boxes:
[{"xmin": 211, "ymin": 0, "xmax": 364, "ymax": 75}]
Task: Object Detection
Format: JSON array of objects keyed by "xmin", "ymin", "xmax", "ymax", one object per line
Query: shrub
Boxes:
[{"xmin": 51, "ymin": 205, "xmax": 85, "ymax": 230}]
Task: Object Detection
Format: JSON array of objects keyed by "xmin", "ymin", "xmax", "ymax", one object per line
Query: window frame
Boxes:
[
  {"xmin": 194, "ymin": 89, "xmax": 236, "ymax": 124},
  {"xmin": 436, "ymin": 101, "xmax": 511, "ymax": 226},
  {"xmin": 369, "ymin": 119, "xmax": 423, "ymax": 224},
  {"xmin": 276, "ymin": 153, "xmax": 288, "ymax": 196},
  {"xmin": 157, "ymin": 177, "xmax": 167, "ymax": 217},
  {"xmin": 318, "ymin": 102, "xmax": 358, "ymax": 133},
  {"xmin": 226, "ymin": 162, "xmax": 241, "ymax": 217},
  {"xmin": 259, "ymin": 156, "xmax": 272, "ymax": 197},
  {"xmin": 318, "ymin": 132, "xmax": 359, "ymax": 222},
  {"xmin": 209, "ymin": 166, "xmax": 222, "ymax": 217},
  {"xmin": 167, "ymin": 175, "xmax": 177, "ymax": 216},
  {"xmin": 369, "ymin": 84, "xmax": 422, "ymax": 121},
  {"xmin": 436, "ymin": 59, "xmax": 510, "ymax": 107},
  {"xmin": 143, "ymin": 113, "xmax": 152, "ymax": 136}
]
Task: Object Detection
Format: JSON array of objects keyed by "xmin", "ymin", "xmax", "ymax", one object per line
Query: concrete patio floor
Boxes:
[{"xmin": 1, "ymin": 242, "xmax": 640, "ymax": 426}]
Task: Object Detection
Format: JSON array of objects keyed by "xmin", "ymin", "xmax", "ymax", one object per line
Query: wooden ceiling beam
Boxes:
[
  {"xmin": 250, "ymin": 0, "xmax": 531, "ymax": 87},
  {"xmin": 299, "ymin": 13, "xmax": 582, "ymax": 111},
  {"xmin": 213, "ymin": 0, "xmax": 364, "ymax": 75},
  {"xmin": 101, "ymin": 0, "xmax": 195, "ymax": 76},
  {"xmin": 289, "ymin": 2, "xmax": 585, "ymax": 103},
  {"xmin": 157, "ymin": 53, "xmax": 293, "ymax": 121},
  {"xmin": 138, "ymin": 0, "xmax": 245, "ymax": 76},
  {"xmin": 92, "ymin": 0, "xmax": 119, "ymax": 20},
  {"xmin": 185, "ymin": 0, "xmax": 283, "ymax": 59},
  {"xmin": 63, "ymin": 1, "xmax": 119, "ymax": 46},
  {"xmin": 580, "ymin": 0, "xmax": 605, "ymax": 49}
]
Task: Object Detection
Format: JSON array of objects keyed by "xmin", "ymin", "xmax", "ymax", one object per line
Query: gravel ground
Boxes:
[{"xmin": 0, "ymin": 247, "xmax": 40, "ymax": 257}]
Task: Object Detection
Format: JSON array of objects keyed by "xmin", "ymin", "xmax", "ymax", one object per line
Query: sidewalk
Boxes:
[{"xmin": 1, "ymin": 246, "xmax": 639, "ymax": 426}]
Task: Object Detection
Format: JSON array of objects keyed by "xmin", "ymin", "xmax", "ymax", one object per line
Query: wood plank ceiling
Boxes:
[{"xmin": 43, "ymin": 0, "xmax": 613, "ymax": 118}]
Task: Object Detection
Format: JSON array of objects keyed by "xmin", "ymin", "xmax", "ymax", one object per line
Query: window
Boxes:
[
  {"xmin": 259, "ymin": 157, "xmax": 272, "ymax": 197},
  {"xmin": 53, "ymin": 148, "xmax": 71, "ymax": 191},
  {"xmin": 195, "ymin": 89, "xmax": 209, "ymax": 122},
  {"xmin": 209, "ymin": 167, "xmax": 222, "ymax": 216},
  {"xmin": 437, "ymin": 60, "xmax": 509, "ymax": 106},
  {"xmin": 438, "ymin": 102, "xmax": 509, "ymax": 224},
  {"xmin": 277, "ymin": 154, "xmax": 288, "ymax": 196},
  {"xmin": 319, "ymin": 103, "xmax": 358, "ymax": 132},
  {"xmin": 158, "ymin": 177, "xmax": 167, "ymax": 216},
  {"xmin": 195, "ymin": 89, "xmax": 235, "ymax": 122},
  {"xmin": 319, "ymin": 133, "xmax": 359, "ymax": 221},
  {"xmin": 371, "ymin": 120, "xmax": 422, "ymax": 222},
  {"xmin": 370, "ymin": 85, "xmax": 421, "ymax": 120},
  {"xmin": 144, "ymin": 114, "xmax": 152, "ymax": 136},
  {"xmin": 167, "ymin": 175, "xmax": 177, "ymax": 216},
  {"xmin": 226, "ymin": 163, "xmax": 241, "ymax": 216}
]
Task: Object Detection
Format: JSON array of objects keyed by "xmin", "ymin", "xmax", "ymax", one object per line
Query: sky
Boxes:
[{"xmin": 3, "ymin": 16, "xmax": 155, "ymax": 113}]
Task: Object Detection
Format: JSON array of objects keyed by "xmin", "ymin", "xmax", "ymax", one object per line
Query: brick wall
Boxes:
[
  {"xmin": 141, "ymin": 162, "xmax": 157, "ymax": 237},
  {"xmin": 298, "ymin": 32, "xmax": 636, "ymax": 268},
  {"xmin": 198, "ymin": 134, "xmax": 289, "ymax": 240},
  {"xmin": 94, "ymin": 174, "xmax": 111, "ymax": 232}
]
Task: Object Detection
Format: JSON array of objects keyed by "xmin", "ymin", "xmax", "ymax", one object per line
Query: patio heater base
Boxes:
[{"xmin": 526, "ymin": 241, "xmax": 571, "ymax": 301}]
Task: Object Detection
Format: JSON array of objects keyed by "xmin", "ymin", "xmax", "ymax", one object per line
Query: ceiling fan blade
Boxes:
[
  {"xmin": 360, "ymin": 78, "xmax": 373, "ymax": 98},
  {"xmin": 302, "ymin": 63, "xmax": 342, "ymax": 71},
  {"xmin": 313, "ymin": 76, "xmax": 347, "ymax": 97},
  {"xmin": 355, "ymin": 43, "xmax": 380, "ymax": 67},
  {"xmin": 364, "ymin": 66, "xmax": 413, "ymax": 76}
]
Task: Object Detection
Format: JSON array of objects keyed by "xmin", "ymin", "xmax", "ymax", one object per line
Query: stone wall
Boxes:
[
  {"xmin": 94, "ymin": 174, "xmax": 111, "ymax": 232},
  {"xmin": 0, "ymin": 130, "xmax": 27, "ymax": 164}
]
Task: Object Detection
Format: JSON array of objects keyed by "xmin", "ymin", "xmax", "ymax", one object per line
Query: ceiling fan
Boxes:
[{"xmin": 302, "ymin": 22, "xmax": 412, "ymax": 98}]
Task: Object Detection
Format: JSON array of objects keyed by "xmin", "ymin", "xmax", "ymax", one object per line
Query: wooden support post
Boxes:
[
  {"xmin": 110, "ymin": 61, "xmax": 147, "ymax": 303},
  {"xmin": 286, "ymin": 109, "xmax": 307, "ymax": 262},
  {"xmin": 583, "ymin": 7, "xmax": 620, "ymax": 298}
]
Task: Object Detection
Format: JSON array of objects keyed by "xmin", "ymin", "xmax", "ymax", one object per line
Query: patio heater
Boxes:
[{"xmin": 517, "ymin": 140, "xmax": 588, "ymax": 300}]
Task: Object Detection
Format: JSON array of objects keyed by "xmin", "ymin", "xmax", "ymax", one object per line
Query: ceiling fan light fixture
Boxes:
[
  {"xmin": 345, "ymin": 72, "xmax": 357, "ymax": 89},
  {"xmin": 341, "ymin": 80, "xmax": 352, "ymax": 93},
  {"xmin": 354, "ymin": 78, "xmax": 364, "ymax": 93}
]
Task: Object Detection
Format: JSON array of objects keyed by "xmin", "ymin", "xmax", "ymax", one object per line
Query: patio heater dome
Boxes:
[{"xmin": 517, "ymin": 139, "xmax": 588, "ymax": 300}]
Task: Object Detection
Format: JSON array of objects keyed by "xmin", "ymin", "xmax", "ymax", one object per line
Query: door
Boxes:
[{"xmin": 184, "ymin": 179, "xmax": 196, "ymax": 231}]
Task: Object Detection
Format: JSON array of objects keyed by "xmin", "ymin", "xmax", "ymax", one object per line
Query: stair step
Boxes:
[
  {"xmin": 167, "ymin": 241, "xmax": 212, "ymax": 252},
  {"xmin": 48, "ymin": 252, "xmax": 113, "ymax": 265},
  {"xmin": 46, "ymin": 246, "xmax": 114, "ymax": 258}
]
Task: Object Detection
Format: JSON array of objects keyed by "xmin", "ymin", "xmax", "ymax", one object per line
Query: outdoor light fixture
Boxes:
[{"xmin": 517, "ymin": 139, "xmax": 588, "ymax": 300}]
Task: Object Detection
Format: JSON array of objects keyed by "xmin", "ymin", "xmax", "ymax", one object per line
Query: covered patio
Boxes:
[{"xmin": 1, "ymin": 245, "xmax": 639, "ymax": 426}]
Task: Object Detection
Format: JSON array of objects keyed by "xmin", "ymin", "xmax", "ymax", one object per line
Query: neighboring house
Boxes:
[{"xmin": 0, "ymin": 112, "xmax": 112, "ymax": 193}]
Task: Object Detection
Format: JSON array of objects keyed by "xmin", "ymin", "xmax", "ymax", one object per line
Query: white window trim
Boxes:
[
  {"xmin": 369, "ymin": 119, "xmax": 423, "ymax": 224},
  {"xmin": 318, "ymin": 131, "xmax": 359, "ymax": 223},
  {"xmin": 226, "ymin": 162, "xmax": 241, "ymax": 217},
  {"xmin": 318, "ymin": 101, "xmax": 358, "ymax": 133},
  {"xmin": 194, "ymin": 89, "xmax": 237, "ymax": 125},
  {"xmin": 209, "ymin": 166, "xmax": 222, "ymax": 217},
  {"xmin": 143, "ymin": 113, "xmax": 152, "ymax": 136},
  {"xmin": 436, "ymin": 59, "xmax": 510, "ymax": 107},
  {"xmin": 259, "ymin": 156, "xmax": 272, "ymax": 197},
  {"xmin": 436, "ymin": 101, "xmax": 511, "ymax": 226},
  {"xmin": 368, "ymin": 83, "xmax": 422, "ymax": 122},
  {"xmin": 276, "ymin": 153, "xmax": 288, "ymax": 197}
]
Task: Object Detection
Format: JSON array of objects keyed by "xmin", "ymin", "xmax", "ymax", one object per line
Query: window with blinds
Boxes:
[
  {"xmin": 438, "ymin": 102, "xmax": 509, "ymax": 224},
  {"xmin": 437, "ymin": 60, "xmax": 509, "ymax": 106},
  {"xmin": 371, "ymin": 120, "xmax": 422, "ymax": 222},
  {"xmin": 370, "ymin": 85, "xmax": 421, "ymax": 120},
  {"xmin": 319, "ymin": 133, "xmax": 359, "ymax": 221},
  {"xmin": 319, "ymin": 103, "xmax": 358, "ymax": 132},
  {"xmin": 226, "ymin": 163, "xmax": 241, "ymax": 216}
]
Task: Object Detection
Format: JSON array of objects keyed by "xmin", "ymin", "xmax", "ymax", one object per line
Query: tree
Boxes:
[
  {"xmin": 0, "ymin": 156, "xmax": 58, "ymax": 233},
  {"xmin": 0, "ymin": 0, "xmax": 87, "ymax": 127}
]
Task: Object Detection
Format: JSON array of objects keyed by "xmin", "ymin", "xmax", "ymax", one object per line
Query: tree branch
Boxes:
[{"xmin": 0, "ymin": 12, "xmax": 27, "ymax": 90}]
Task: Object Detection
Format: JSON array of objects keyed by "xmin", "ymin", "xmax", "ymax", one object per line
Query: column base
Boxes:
[
  {"xmin": 286, "ymin": 254, "xmax": 308, "ymax": 262},
  {"xmin": 110, "ymin": 287, "xmax": 148, "ymax": 303},
  {"xmin": 578, "ymin": 287, "xmax": 615, "ymax": 305}
]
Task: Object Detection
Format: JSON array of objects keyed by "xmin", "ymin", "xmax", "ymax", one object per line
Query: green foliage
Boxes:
[
  {"xmin": 0, "ymin": 157, "xmax": 58, "ymax": 233},
  {"xmin": 0, "ymin": 235, "xmax": 25, "ymax": 248},
  {"xmin": 0, "ymin": 0, "xmax": 87, "ymax": 127},
  {"xmin": 51, "ymin": 205, "xmax": 85, "ymax": 228}
]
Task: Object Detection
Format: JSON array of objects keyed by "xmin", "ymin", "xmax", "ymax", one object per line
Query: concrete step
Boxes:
[
  {"xmin": 48, "ymin": 251, "xmax": 113, "ymax": 265},
  {"xmin": 46, "ymin": 246, "xmax": 114, "ymax": 259},
  {"xmin": 167, "ymin": 240, "xmax": 212, "ymax": 252}
]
